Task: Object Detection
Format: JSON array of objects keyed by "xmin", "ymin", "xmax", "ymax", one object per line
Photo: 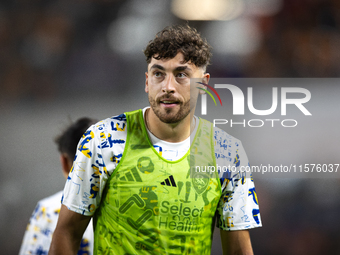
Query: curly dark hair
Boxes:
[{"xmin": 144, "ymin": 24, "xmax": 212, "ymax": 70}]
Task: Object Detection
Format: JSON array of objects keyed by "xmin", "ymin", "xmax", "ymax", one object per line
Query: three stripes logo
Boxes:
[
  {"xmin": 196, "ymin": 82, "xmax": 223, "ymax": 106},
  {"xmin": 160, "ymin": 175, "xmax": 177, "ymax": 187}
]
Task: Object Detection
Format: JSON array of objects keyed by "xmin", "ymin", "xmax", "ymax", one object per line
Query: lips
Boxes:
[
  {"xmin": 159, "ymin": 96, "xmax": 180, "ymax": 104},
  {"xmin": 159, "ymin": 97, "xmax": 180, "ymax": 108},
  {"xmin": 161, "ymin": 100, "xmax": 178, "ymax": 104}
]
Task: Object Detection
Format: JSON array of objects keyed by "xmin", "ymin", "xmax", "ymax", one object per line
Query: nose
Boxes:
[{"xmin": 162, "ymin": 74, "xmax": 176, "ymax": 94}]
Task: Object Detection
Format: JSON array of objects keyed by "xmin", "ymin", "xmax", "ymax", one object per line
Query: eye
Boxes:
[
  {"xmin": 154, "ymin": 71, "xmax": 163, "ymax": 78},
  {"xmin": 176, "ymin": 72, "xmax": 187, "ymax": 78}
]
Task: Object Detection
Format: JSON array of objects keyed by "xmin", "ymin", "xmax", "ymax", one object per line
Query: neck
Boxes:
[{"xmin": 145, "ymin": 108, "xmax": 195, "ymax": 143}]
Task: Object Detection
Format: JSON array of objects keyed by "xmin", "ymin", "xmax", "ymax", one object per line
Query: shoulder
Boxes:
[
  {"xmin": 83, "ymin": 113, "xmax": 128, "ymax": 148},
  {"xmin": 212, "ymin": 126, "xmax": 248, "ymax": 169},
  {"xmin": 196, "ymin": 117, "xmax": 243, "ymax": 152},
  {"xmin": 91, "ymin": 113, "xmax": 127, "ymax": 136},
  {"xmin": 213, "ymin": 126, "xmax": 243, "ymax": 151},
  {"xmin": 31, "ymin": 191, "xmax": 63, "ymax": 220}
]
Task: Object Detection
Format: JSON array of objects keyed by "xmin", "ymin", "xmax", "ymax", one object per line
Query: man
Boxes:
[
  {"xmin": 19, "ymin": 117, "xmax": 97, "ymax": 255},
  {"xmin": 49, "ymin": 24, "xmax": 261, "ymax": 255}
]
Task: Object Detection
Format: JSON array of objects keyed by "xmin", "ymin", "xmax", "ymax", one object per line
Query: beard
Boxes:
[{"xmin": 148, "ymin": 94, "xmax": 191, "ymax": 124}]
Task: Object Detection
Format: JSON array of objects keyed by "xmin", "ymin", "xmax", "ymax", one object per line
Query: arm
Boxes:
[
  {"xmin": 220, "ymin": 230, "xmax": 254, "ymax": 255},
  {"xmin": 49, "ymin": 205, "xmax": 91, "ymax": 255}
]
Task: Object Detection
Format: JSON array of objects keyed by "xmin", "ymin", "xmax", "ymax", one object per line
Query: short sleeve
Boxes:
[
  {"xmin": 62, "ymin": 116, "xmax": 127, "ymax": 216},
  {"xmin": 62, "ymin": 125, "xmax": 102, "ymax": 215},
  {"xmin": 214, "ymin": 128, "xmax": 262, "ymax": 231}
]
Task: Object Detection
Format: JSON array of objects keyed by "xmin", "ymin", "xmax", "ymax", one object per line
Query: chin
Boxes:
[{"xmin": 158, "ymin": 111, "xmax": 190, "ymax": 124}]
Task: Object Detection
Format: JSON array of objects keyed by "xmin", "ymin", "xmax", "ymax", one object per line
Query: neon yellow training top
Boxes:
[{"xmin": 93, "ymin": 109, "xmax": 221, "ymax": 255}]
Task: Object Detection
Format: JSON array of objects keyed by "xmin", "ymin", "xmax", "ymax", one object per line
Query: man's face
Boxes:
[{"xmin": 145, "ymin": 52, "xmax": 209, "ymax": 124}]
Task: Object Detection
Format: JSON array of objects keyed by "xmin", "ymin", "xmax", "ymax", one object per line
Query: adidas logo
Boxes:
[{"xmin": 160, "ymin": 175, "xmax": 177, "ymax": 187}]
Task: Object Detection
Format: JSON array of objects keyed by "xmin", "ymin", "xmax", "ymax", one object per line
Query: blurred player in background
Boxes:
[
  {"xmin": 50, "ymin": 24, "xmax": 262, "ymax": 255},
  {"xmin": 19, "ymin": 117, "xmax": 97, "ymax": 255}
]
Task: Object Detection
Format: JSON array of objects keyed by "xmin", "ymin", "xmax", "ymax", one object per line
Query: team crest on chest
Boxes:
[{"xmin": 191, "ymin": 172, "xmax": 210, "ymax": 195}]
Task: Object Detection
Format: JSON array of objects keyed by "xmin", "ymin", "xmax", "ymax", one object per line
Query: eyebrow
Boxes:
[
  {"xmin": 149, "ymin": 64, "xmax": 193, "ymax": 72},
  {"xmin": 175, "ymin": 66, "xmax": 192, "ymax": 72},
  {"xmin": 150, "ymin": 64, "xmax": 165, "ymax": 71}
]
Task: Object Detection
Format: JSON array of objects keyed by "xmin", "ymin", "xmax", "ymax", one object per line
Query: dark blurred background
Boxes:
[{"xmin": 1, "ymin": 0, "xmax": 340, "ymax": 254}]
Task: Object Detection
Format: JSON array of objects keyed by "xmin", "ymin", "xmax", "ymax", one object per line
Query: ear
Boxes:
[
  {"xmin": 198, "ymin": 73, "xmax": 211, "ymax": 95},
  {"xmin": 203, "ymin": 72, "xmax": 210, "ymax": 84},
  {"xmin": 60, "ymin": 154, "xmax": 73, "ymax": 180},
  {"xmin": 145, "ymin": 72, "xmax": 149, "ymax": 93}
]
